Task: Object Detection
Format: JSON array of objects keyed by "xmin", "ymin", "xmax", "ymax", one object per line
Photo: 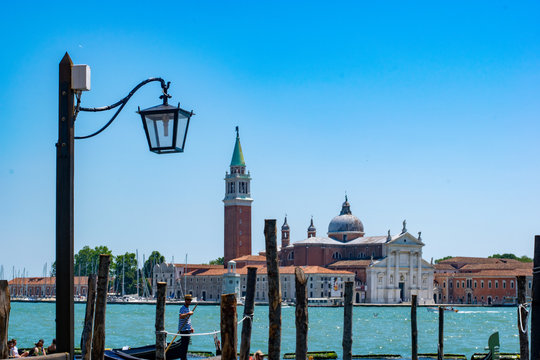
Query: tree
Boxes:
[
  {"xmin": 434, "ymin": 256, "xmax": 453, "ymax": 264},
  {"xmin": 113, "ymin": 252, "xmax": 138, "ymax": 295},
  {"xmin": 209, "ymin": 257, "xmax": 224, "ymax": 265},
  {"xmin": 51, "ymin": 261, "xmax": 56, "ymax": 276},
  {"xmin": 489, "ymin": 253, "xmax": 532, "ymax": 262},
  {"xmin": 74, "ymin": 245, "xmax": 113, "ymax": 276},
  {"xmin": 143, "ymin": 251, "xmax": 165, "ymax": 294}
]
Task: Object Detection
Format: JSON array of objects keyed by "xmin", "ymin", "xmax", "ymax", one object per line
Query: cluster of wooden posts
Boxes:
[{"xmin": 1, "ymin": 231, "xmax": 540, "ymax": 360}]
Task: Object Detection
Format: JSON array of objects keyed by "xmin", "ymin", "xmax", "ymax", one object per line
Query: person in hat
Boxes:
[
  {"xmin": 178, "ymin": 294, "xmax": 194, "ymax": 360},
  {"xmin": 254, "ymin": 350, "xmax": 264, "ymax": 360}
]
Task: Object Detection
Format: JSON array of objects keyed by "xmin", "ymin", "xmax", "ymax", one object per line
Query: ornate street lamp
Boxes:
[
  {"xmin": 138, "ymin": 83, "xmax": 193, "ymax": 154},
  {"xmin": 56, "ymin": 53, "xmax": 194, "ymax": 359}
]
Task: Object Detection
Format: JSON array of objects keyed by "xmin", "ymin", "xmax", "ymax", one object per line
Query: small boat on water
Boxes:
[
  {"xmin": 427, "ymin": 306, "xmax": 458, "ymax": 313},
  {"xmin": 102, "ymin": 339, "xmax": 185, "ymax": 360}
]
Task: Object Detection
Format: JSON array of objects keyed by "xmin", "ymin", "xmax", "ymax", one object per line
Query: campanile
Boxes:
[{"xmin": 223, "ymin": 127, "xmax": 253, "ymax": 265}]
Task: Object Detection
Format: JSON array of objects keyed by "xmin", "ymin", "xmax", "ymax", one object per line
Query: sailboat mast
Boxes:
[{"xmin": 122, "ymin": 256, "xmax": 125, "ymax": 296}]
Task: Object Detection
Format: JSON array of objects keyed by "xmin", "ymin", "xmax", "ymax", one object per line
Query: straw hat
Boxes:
[{"xmin": 184, "ymin": 294, "xmax": 193, "ymax": 301}]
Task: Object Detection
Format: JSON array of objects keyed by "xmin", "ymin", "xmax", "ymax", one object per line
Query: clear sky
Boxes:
[{"xmin": 1, "ymin": 1, "xmax": 539, "ymax": 277}]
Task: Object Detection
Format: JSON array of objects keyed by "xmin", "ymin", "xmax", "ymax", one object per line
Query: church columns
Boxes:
[
  {"xmin": 417, "ymin": 252, "xmax": 422, "ymax": 290},
  {"xmin": 409, "ymin": 251, "xmax": 414, "ymax": 291},
  {"xmin": 386, "ymin": 251, "xmax": 391, "ymax": 287},
  {"xmin": 394, "ymin": 251, "xmax": 399, "ymax": 290}
]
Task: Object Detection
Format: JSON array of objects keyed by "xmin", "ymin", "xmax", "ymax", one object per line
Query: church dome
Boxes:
[
  {"xmin": 328, "ymin": 214, "xmax": 364, "ymax": 233},
  {"xmin": 327, "ymin": 196, "xmax": 364, "ymax": 241}
]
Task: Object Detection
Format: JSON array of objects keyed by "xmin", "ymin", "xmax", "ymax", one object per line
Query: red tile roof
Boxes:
[{"xmin": 231, "ymin": 255, "xmax": 266, "ymax": 262}]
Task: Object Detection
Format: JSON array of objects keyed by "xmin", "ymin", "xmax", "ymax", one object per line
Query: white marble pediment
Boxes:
[{"xmin": 387, "ymin": 232, "xmax": 424, "ymax": 246}]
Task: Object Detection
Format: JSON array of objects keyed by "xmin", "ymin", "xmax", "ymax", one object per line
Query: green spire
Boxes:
[{"xmin": 230, "ymin": 126, "xmax": 245, "ymax": 167}]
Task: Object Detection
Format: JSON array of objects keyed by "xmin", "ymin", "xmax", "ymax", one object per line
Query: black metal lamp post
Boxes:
[{"xmin": 56, "ymin": 52, "xmax": 193, "ymax": 359}]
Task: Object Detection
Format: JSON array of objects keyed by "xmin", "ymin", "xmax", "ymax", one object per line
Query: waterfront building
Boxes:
[
  {"xmin": 152, "ymin": 263, "xmax": 223, "ymax": 298},
  {"xmin": 8, "ymin": 276, "xmax": 88, "ymax": 298},
  {"xmin": 278, "ymin": 198, "xmax": 435, "ymax": 304},
  {"xmin": 433, "ymin": 257, "xmax": 533, "ymax": 305}
]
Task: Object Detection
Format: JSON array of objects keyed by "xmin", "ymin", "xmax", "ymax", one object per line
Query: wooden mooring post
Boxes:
[
  {"xmin": 221, "ymin": 294, "xmax": 237, "ymax": 360},
  {"xmin": 295, "ymin": 267, "xmax": 308, "ymax": 360},
  {"xmin": 437, "ymin": 306, "xmax": 444, "ymax": 360},
  {"xmin": 531, "ymin": 235, "xmax": 540, "ymax": 360},
  {"xmin": 240, "ymin": 267, "xmax": 257, "ymax": 360},
  {"xmin": 411, "ymin": 294, "xmax": 418, "ymax": 360},
  {"xmin": 81, "ymin": 274, "xmax": 97, "ymax": 360},
  {"xmin": 0, "ymin": 280, "xmax": 10, "ymax": 360},
  {"xmin": 265, "ymin": 219, "xmax": 281, "ymax": 360},
  {"xmin": 342, "ymin": 281, "xmax": 353, "ymax": 360},
  {"xmin": 91, "ymin": 254, "xmax": 110, "ymax": 360},
  {"xmin": 155, "ymin": 282, "xmax": 167, "ymax": 360},
  {"xmin": 516, "ymin": 275, "xmax": 529, "ymax": 360}
]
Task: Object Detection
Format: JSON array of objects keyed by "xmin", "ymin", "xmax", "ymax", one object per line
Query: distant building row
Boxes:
[
  {"xmin": 8, "ymin": 276, "xmax": 88, "ymax": 298},
  {"xmin": 153, "ymin": 260, "xmax": 354, "ymax": 303},
  {"xmin": 433, "ymin": 257, "xmax": 533, "ymax": 305}
]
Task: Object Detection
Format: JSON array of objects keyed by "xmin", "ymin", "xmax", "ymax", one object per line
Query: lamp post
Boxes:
[{"xmin": 56, "ymin": 53, "xmax": 193, "ymax": 359}]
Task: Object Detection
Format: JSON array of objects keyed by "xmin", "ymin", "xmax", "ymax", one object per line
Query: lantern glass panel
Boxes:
[
  {"xmin": 176, "ymin": 110, "xmax": 190, "ymax": 150},
  {"xmin": 144, "ymin": 111, "xmax": 176, "ymax": 149}
]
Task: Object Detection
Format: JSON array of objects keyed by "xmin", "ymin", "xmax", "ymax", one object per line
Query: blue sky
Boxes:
[{"xmin": 1, "ymin": 1, "xmax": 539, "ymax": 276}]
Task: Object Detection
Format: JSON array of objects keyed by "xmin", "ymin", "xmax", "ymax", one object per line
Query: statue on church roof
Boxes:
[
  {"xmin": 418, "ymin": 231, "xmax": 422, "ymax": 241},
  {"xmin": 401, "ymin": 219, "xmax": 407, "ymax": 234},
  {"xmin": 386, "ymin": 229, "xmax": 391, "ymax": 242}
]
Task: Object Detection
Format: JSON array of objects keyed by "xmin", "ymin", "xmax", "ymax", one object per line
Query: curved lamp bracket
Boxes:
[{"xmin": 74, "ymin": 78, "xmax": 170, "ymax": 140}]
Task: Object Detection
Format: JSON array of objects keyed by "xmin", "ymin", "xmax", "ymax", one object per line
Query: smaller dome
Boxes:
[
  {"xmin": 327, "ymin": 196, "xmax": 364, "ymax": 241},
  {"xmin": 307, "ymin": 218, "xmax": 316, "ymax": 232}
]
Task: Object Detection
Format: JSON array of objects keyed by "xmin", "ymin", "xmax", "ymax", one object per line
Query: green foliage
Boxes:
[
  {"xmin": 351, "ymin": 356, "xmax": 401, "ymax": 359},
  {"xmin": 284, "ymin": 352, "xmax": 337, "ymax": 359},
  {"xmin": 113, "ymin": 252, "xmax": 138, "ymax": 295},
  {"xmin": 489, "ymin": 253, "xmax": 532, "ymax": 262},
  {"xmin": 74, "ymin": 245, "xmax": 113, "ymax": 276},
  {"xmin": 417, "ymin": 354, "xmax": 467, "ymax": 359},
  {"xmin": 209, "ymin": 257, "xmax": 224, "ymax": 265},
  {"xmin": 471, "ymin": 354, "xmax": 519, "ymax": 360},
  {"xmin": 434, "ymin": 256, "xmax": 453, "ymax": 264},
  {"xmin": 187, "ymin": 351, "xmax": 214, "ymax": 357}
]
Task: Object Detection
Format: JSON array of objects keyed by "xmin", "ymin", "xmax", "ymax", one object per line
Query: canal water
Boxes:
[{"xmin": 8, "ymin": 303, "xmax": 526, "ymax": 359}]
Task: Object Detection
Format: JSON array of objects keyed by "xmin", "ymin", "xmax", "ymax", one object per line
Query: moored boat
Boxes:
[
  {"xmin": 107, "ymin": 339, "xmax": 185, "ymax": 360},
  {"xmin": 426, "ymin": 306, "xmax": 458, "ymax": 312}
]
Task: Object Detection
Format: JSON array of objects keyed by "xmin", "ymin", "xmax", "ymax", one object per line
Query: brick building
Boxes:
[{"xmin": 433, "ymin": 257, "xmax": 533, "ymax": 305}]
